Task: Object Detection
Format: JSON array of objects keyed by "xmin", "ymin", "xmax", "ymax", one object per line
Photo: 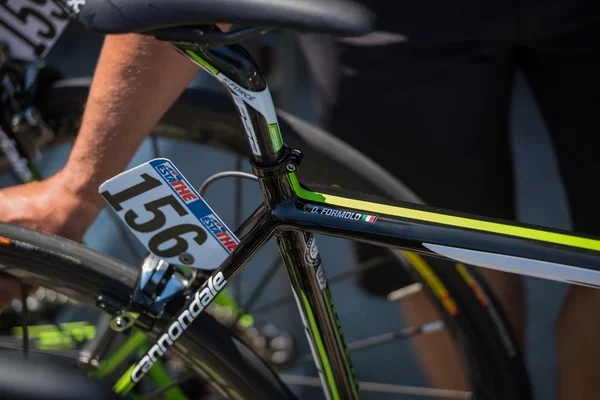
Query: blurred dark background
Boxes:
[{"xmin": 1, "ymin": 22, "xmax": 573, "ymax": 399}]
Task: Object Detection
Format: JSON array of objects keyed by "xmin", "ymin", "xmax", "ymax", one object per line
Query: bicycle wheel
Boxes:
[
  {"xmin": 14, "ymin": 78, "xmax": 531, "ymax": 399},
  {"xmin": 0, "ymin": 221, "xmax": 297, "ymax": 399}
]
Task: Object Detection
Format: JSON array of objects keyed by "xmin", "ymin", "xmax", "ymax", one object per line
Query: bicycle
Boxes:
[{"xmin": 3, "ymin": 0, "xmax": 585, "ymax": 398}]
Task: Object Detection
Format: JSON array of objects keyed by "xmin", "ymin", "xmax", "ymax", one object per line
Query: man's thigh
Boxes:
[{"xmin": 520, "ymin": 0, "xmax": 600, "ymax": 236}]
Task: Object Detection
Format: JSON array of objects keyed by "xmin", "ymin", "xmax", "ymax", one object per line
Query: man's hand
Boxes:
[
  {"xmin": 0, "ymin": 171, "xmax": 103, "ymax": 239},
  {"xmin": 0, "ymin": 28, "xmax": 207, "ymax": 308},
  {"xmin": 0, "ymin": 169, "xmax": 104, "ymax": 308}
]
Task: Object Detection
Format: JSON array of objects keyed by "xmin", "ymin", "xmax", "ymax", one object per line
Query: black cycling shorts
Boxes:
[{"xmin": 298, "ymin": 0, "xmax": 600, "ymax": 297}]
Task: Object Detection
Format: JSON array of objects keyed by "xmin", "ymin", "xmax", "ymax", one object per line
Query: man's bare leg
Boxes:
[{"xmin": 557, "ymin": 285, "xmax": 600, "ymax": 400}]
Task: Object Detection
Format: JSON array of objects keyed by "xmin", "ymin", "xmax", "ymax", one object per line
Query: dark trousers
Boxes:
[{"xmin": 299, "ymin": 0, "xmax": 600, "ymax": 296}]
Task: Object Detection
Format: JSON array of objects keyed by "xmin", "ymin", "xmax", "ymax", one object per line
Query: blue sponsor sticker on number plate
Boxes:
[{"xmin": 99, "ymin": 158, "xmax": 239, "ymax": 270}]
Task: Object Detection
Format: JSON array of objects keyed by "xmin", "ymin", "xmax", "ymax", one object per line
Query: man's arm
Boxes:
[
  {"xmin": 0, "ymin": 31, "xmax": 231, "ymax": 305},
  {"xmin": 0, "ymin": 33, "xmax": 201, "ymax": 241},
  {"xmin": 0, "ymin": 33, "xmax": 200, "ymax": 305},
  {"xmin": 65, "ymin": 33, "xmax": 200, "ymax": 210}
]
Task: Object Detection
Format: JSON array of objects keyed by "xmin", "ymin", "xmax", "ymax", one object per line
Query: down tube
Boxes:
[{"xmin": 277, "ymin": 230, "xmax": 360, "ymax": 400}]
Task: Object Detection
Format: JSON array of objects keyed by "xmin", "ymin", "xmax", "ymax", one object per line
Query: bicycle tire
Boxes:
[
  {"xmin": 0, "ymin": 221, "xmax": 297, "ymax": 400},
  {"xmin": 29, "ymin": 79, "xmax": 531, "ymax": 399}
]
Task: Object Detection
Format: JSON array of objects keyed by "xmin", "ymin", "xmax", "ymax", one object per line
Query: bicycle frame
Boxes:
[{"xmin": 111, "ymin": 39, "xmax": 600, "ymax": 399}]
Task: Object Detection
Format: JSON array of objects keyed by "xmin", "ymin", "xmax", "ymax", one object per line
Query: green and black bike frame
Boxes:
[{"xmin": 119, "ymin": 31, "xmax": 600, "ymax": 399}]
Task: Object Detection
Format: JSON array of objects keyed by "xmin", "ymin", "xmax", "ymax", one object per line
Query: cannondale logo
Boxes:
[{"xmin": 130, "ymin": 272, "xmax": 227, "ymax": 383}]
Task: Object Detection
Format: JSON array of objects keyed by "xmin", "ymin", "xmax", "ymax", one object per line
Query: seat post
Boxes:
[
  {"xmin": 176, "ymin": 43, "xmax": 286, "ymax": 167},
  {"xmin": 172, "ymin": 40, "xmax": 300, "ymax": 207}
]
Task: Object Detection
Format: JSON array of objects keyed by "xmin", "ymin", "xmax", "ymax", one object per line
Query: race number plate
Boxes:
[
  {"xmin": 0, "ymin": 0, "xmax": 70, "ymax": 61},
  {"xmin": 99, "ymin": 159, "xmax": 239, "ymax": 270}
]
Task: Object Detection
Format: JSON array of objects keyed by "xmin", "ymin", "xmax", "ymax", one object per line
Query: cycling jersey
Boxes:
[{"xmin": 0, "ymin": 0, "xmax": 70, "ymax": 61}]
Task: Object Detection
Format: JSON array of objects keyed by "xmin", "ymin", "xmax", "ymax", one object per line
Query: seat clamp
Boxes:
[{"xmin": 251, "ymin": 146, "xmax": 303, "ymax": 179}]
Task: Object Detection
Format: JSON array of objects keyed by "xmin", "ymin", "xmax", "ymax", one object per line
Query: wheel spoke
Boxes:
[
  {"xmin": 279, "ymin": 374, "xmax": 471, "ymax": 398},
  {"xmin": 234, "ymin": 157, "xmax": 244, "ymax": 226},
  {"xmin": 20, "ymin": 282, "xmax": 29, "ymax": 358},
  {"xmin": 79, "ymin": 313, "xmax": 118, "ymax": 372},
  {"xmin": 327, "ymin": 255, "xmax": 394, "ymax": 286},
  {"xmin": 233, "ymin": 156, "xmax": 244, "ymax": 304},
  {"xmin": 107, "ymin": 211, "xmax": 144, "ymax": 261},
  {"xmin": 235, "ymin": 255, "xmax": 283, "ymax": 322},
  {"xmin": 151, "ymin": 135, "xmax": 160, "ymax": 159},
  {"xmin": 387, "ymin": 282, "xmax": 423, "ymax": 302},
  {"xmin": 297, "ymin": 320, "xmax": 445, "ymax": 364},
  {"xmin": 251, "ymin": 256, "xmax": 393, "ymax": 315}
]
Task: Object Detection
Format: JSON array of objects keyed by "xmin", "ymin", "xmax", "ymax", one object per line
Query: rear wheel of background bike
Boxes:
[{"xmin": 3, "ymin": 78, "xmax": 532, "ymax": 399}]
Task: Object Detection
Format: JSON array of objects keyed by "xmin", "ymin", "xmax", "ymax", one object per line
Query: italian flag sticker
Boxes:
[{"xmin": 362, "ymin": 214, "xmax": 377, "ymax": 224}]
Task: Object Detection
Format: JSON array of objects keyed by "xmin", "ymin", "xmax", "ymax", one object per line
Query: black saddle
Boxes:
[{"xmin": 56, "ymin": 0, "xmax": 374, "ymax": 37}]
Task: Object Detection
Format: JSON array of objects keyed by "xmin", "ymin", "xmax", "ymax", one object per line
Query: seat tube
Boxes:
[
  {"xmin": 177, "ymin": 39, "xmax": 360, "ymax": 397},
  {"xmin": 176, "ymin": 43, "xmax": 286, "ymax": 167},
  {"xmin": 277, "ymin": 230, "xmax": 361, "ymax": 400}
]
